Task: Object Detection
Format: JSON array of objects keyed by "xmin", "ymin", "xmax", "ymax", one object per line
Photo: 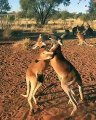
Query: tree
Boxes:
[
  {"xmin": 0, "ymin": 0, "xmax": 11, "ymax": 30},
  {"xmin": 79, "ymin": 14, "xmax": 89, "ymax": 22},
  {"xmin": 20, "ymin": 0, "xmax": 70, "ymax": 25},
  {"xmin": 88, "ymin": 0, "xmax": 96, "ymax": 20},
  {"xmin": 51, "ymin": 10, "xmax": 61, "ymax": 20},
  {"xmin": 61, "ymin": 11, "xmax": 71, "ymax": 20},
  {"xmin": 0, "ymin": 0, "xmax": 11, "ymax": 13}
]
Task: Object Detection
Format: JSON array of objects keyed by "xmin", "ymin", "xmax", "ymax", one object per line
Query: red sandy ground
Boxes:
[{"xmin": 0, "ymin": 39, "xmax": 96, "ymax": 120}]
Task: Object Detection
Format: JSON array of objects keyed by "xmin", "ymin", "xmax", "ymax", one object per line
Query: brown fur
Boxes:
[
  {"xmin": 21, "ymin": 35, "xmax": 53, "ymax": 113},
  {"xmin": 49, "ymin": 41, "xmax": 84, "ymax": 115},
  {"xmin": 77, "ymin": 32, "xmax": 94, "ymax": 46},
  {"xmin": 23, "ymin": 34, "xmax": 84, "ymax": 115}
]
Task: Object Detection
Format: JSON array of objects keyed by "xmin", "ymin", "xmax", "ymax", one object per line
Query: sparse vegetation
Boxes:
[
  {"xmin": 20, "ymin": 0, "xmax": 70, "ymax": 25},
  {"xmin": 12, "ymin": 38, "xmax": 32, "ymax": 51},
  {"xmin": 0, "ymin": 0, "xmax": 96, "ymax": 119}
]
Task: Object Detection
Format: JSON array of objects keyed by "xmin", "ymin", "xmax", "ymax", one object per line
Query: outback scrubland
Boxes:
[{"xmin": 0, "ymin": 34, "xmax": 96, "ymax": 119}]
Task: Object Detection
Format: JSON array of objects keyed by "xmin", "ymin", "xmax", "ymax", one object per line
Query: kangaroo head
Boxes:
[{"xmin": 32, "ymin": 34, "xmax": 46, "ymax": 49}]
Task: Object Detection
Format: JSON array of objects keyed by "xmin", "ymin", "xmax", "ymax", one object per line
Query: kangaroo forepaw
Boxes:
[{"xmin": 21, "ymin": 94, "xmax": 28, "ymax": 98}]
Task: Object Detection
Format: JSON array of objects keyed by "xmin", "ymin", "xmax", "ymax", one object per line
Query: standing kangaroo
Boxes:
[
  {"xmin": 21, "ymin": 34, "xmax": 53, "ymax": 113},
  {"xmin": 48, "ymin": 38, "xmax": 84, "ymax": 115},
  {"xmin": 31, "ymin": 35, "xmax": 84, "ymax": 116},
  {"xmin": 37, "ymin": 38, "xmax": 84, "ymax": 115}
]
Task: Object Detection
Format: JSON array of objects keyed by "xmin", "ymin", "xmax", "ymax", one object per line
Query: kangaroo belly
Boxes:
[{"xmin": 50, "ymin": 60, "xmax": 68, "ymax": 77}]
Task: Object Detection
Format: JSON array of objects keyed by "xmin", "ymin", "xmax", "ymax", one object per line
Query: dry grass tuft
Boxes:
[
  {"xmin": 12, "ymin": 38, "xmax": 32, "ymax": 52},
  {"xmin": 3, "ymin": 28, "xmax": 11, "ymax": 39}
]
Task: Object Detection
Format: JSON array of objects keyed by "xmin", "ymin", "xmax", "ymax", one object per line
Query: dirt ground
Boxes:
[{"xmin": 0, "ymin": 38, "xmax": 96, "ymax": 120}]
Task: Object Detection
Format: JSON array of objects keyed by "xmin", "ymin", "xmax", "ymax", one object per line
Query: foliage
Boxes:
[
  {"xmin": 51, "ymin": 11, "xmax": 78, "ymax": 20},
  {"xmin": 51, "ymin": 10, "xmax": 61, "ymax": 20},
  {"xmin": 61, "ymin": 11, "xmax": 72, "ymax": 20},
  {"xmin": 8, "ymin": 15, "xmax": 15, "ymax": 22},
  {"xmin": 0, "ymin": 0, "xmax": 11, "ymax": 13},
  {"xmin": 20, "ymin": 0, "xmax": 70, "ymax": 25},
  {"xmin": 79, "ymin": 14, "xmax": 89, "ymax": 22},
  {"xmin": 3, "ymin": 26, "xmax": 11, "ymax": 39},
  {"xmin": 88, "ymin": 0, "xmax": 96, "ymax": 20}
]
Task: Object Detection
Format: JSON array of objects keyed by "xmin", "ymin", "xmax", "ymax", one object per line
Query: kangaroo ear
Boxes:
[{"xmin": 37, "ymin": 34, "xmax": 42, "ymax": 42}]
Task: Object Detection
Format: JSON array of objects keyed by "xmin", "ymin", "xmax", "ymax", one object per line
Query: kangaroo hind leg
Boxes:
[
  {"xmin": 21, "ymin": 77, "xmax": 30, "ymax": 98},
  {"xmin": 61, "ymin": 82, "xmax": 78, "ymax": 116}
]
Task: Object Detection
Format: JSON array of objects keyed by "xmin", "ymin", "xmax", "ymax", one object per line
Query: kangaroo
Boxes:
[
  {"xmin": 49, "ymin": 38, "xmax": 84, "ymax": 115},
  {"xmin": 21, "ymin": 34, "xmax": 53, "ymax": 113},
  {"xmin": 31, "ymin": 35, "xmax": 84, "ymax": 116},
  {"xmin": 77, "ymin": 31, "xmax": 94, "ymax": 47}
]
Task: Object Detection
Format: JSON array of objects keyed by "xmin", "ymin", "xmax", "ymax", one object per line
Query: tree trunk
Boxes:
[
  {"xmin": 0, "ymin": 16, "xmax": 4, "ymax": 30},
  {"xmin": 6, "ymin": 14, "xmax": 9, "ymax": 28},
  {"xmin": 25, "ymin": 14, "xmax": 28, "ymax": 29}
]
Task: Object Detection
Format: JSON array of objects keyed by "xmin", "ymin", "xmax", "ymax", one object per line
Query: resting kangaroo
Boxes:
[{"xmin": 77, "ymin": 31, "xmax": 94, "ymax": 47}]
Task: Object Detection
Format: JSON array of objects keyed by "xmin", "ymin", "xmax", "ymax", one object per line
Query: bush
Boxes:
[{"xmin": 3, "ymin": 27, "xmax": 11, "ymax": 39}]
